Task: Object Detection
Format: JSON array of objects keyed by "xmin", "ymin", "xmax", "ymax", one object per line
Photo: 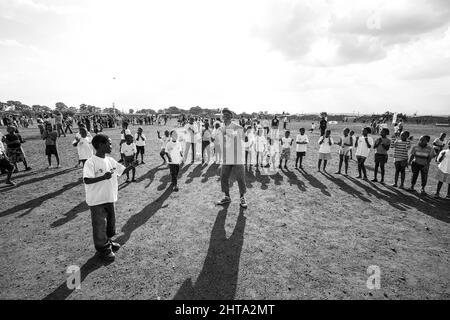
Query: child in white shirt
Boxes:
[
  {"xmin": 434, "ymin": 140, "xmax": 450, "ymax": 198},
  {"xmin": 73, "ymin": 127, "xmax": 93, "ymax": 168},
  {"xmin": 83, "ymin": 134, "xmax": 137, "ymax": 262},
  {"xmin": 245, "ymin": 126, "xmax": 255, "ymax": 167},
  {"xmin": 165, "ymin": 130, "xmax": 183, "ymax": 192},
  {"xmin": 255, "ymin": 128, "xmax": 267, "ymax": 168},
  {"xmin": 354, "ymin": 127, "xmax": 374, "ymax": 180},
  {"xmin": 279, "ymin": 130, "xmax": 293, "ymax": 169},
  {"xmin": 295, "ymin": 128, "xmax": 309, "ymax": 169},
  {"xmin": 157, "ymin": 130, "xmax": 170, "ymax": 164},
  {"xmin": 135, "ymin": 127, "xmax": 146, "ymax": 164},
  {"xmin": 120, "ymin": 134, "xmax": 137, "ymax": 182},
  {"xmin": 318, "ymin": 129, "xmax": 333, "ymax": 172},
  {"xmin": 211, "ymin": 122, "xmax": 222, "ymax": 164}
]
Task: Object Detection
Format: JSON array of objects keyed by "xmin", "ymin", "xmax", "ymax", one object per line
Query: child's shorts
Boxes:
[
  {"xmin": 45, "ymin": 145, "xmax": 58, "ymax": 156},
  {"xmin": 375, "ymin": 153, "xmax": 388, "ymax": 164},
  {"xmin": 435, "ymin": 169, "xmax": 450, "ymax": 184},
  {"xmin": 280, "ymin": 148, "xmax": 291, "ymax": 160},
  {"xmin": 296, "ymin": 151, "xmax": 306, "ymax": 157},
  {"xmin": 318, "ymin": 152, "xmax": 331, "ymax": 161},
  {"xmin": 124, "ymin": 156, "xmax": 135, "ymax": 166},
  {"xmin": 7, "ymin": 147, "xmax": 26, "ymax": 163},
  {"xmin": 136, "ymin": 146, "xmax": 145, "ymax": 154}
]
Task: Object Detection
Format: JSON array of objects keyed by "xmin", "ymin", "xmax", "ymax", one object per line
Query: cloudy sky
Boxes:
[{"xmin": 0, "ymin": 0, "xmax": 449, "ymax": 115}]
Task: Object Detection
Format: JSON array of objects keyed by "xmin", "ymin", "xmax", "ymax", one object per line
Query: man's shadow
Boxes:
[{"xmin": 173, "ymin": 205, "xmax": 246, "ymax": 300}]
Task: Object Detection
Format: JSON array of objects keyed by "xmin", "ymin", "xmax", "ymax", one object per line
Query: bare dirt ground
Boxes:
[{"xmin": 0, "ymin": 120, "xmax": 449, "ymax": 300}]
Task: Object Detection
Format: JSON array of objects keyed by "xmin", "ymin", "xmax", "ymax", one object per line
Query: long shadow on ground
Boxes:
[
  {"xmin": 297, "ymin": 168, "xmax": 331, "ymax": 197},
  {"xmin": 42, "ymin": 255, "xmax": 112, "ymax": 300},
  {"xmin": 173, "ymin": 205, "xmax": 246, "ymax": 300},
  {"xmin": 0, "ymin": 180, "xmax": 82, "ymax": 218}
]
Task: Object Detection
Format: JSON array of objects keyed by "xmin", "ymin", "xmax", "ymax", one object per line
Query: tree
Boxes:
[
  {"xmin": 189, "ymin": 106, "xmax": 202, "ymax": 115},
  {"xmin": 66, "ymin": 107, "xmax": 78, "ymax": 116},
  {"xmin": 79, "ymin": 104, "xmax": 88, "ymax": 112},
  {"xmin": 139, "ymin": 108, "xmax": 156, "ymax": 114},
  {"xmin": 103, "ymin": 107, "xmax": 121, "ymax": 114},
  {"xmin": 32, "ymin": 105, "xmax": 51, "ymax": 114},
  {"xmin": 129, "ymin": 109, "xmax": 134, "ymax": 114},
  {"xmin": 55, "ymin": 102, "xmax": 68, "ymax": 113}
]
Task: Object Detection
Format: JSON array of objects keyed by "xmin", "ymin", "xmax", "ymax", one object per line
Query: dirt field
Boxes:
[{"xmin": 0, "ymin": 120, "xmax": 449, "ymax": 300}]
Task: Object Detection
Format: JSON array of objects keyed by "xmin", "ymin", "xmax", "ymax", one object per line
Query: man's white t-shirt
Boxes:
[
  {"xmin": 83, "ymin": 155, "xmax": 125, "ymax": 206},
  {"xmin": 318, "ymin": 136, "xmax": 334, "ymax": 153},
  {"xmin": 355, "ymin": 136, "xmax": 374, "ymax": 158},
  {"xmin": 296, "ymin": 134, "xmax": 309, "ymax": 152},
  {"xmin": 166, "ymin": 140, "xmax": 183, "ymax": 164},
  {"xmin": 135, "ymin": 134, "xmax": 146, "ymax": 147},
  {"xmin": 77, "ymin": 137, "xmax": 93, "ymax": 160},
  {"xmin": 121, "ymin": 142, "xmax": 137, "ymax": 157},
  {"xmin": 255, "ymin": 136, "xmax": 267, "ymax": 152}
]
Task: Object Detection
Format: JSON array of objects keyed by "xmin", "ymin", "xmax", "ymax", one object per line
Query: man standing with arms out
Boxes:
[
  {"xmin": 216, "ymin": 108, "xmax": 247, "ymax": 209},
  {"xmin": 319, "ymin": 116, "xmax": 327, "ymax": 136}
]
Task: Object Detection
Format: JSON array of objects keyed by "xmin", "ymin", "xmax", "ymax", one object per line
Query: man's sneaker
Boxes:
[
  {"xmin": 217, "ymin": 196, "xmax": 231, "ymax": 206},
  {"xmin": 434, "ymin": 193, "xmax": 440, "ymax": 199},
  {"xmin": 99, "ymin": 250, "xmax": 115, "ymax": 262},
  {"xmin": 25, "ymin": 167, "xmax": 32, "ymax": 171},
  {"xmin": 392, "ymin": 184, "xmax": 398, "ymax": 188},
  {"xmin": 371, "ymin": 179, "xmax": 378, "ymax": 182},
  {"xmin": 109, "ymin": 240, "xmax": 121, "ymax": 252},
  {"xmin": 173, "ymin": 186, "xmax": 179, "ymax": 192},
  {"xmin": 240, "ymin": 197, "xmax": 248, "ymax": 209},
  {"xmin": 47, "ymin": 166, "xmax": 53, "ymax": 169}
]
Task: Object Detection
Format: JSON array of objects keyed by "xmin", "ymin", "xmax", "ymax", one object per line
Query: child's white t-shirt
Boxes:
[
  {"xmin": 438, "ymin": 150, "xmax": 450, "ymax": 174},
  {"xmin": 166, "ymin": 140, "xmax": 183, "ymax": 164},
  {"xmin": 318, "ymin": 136, "xmax": 334, "ymax": 153},
  {"xmin": 281, "ymin": 137, "xmax": 293, "ymax": 149},
  {"xmin": 255, "ymin": 136, "xmax": 267, "ymax": 152},
  {"xmin": 120, "ymin": 129, "xmax": 132, "ymax": 140},
  {"xmin": 245, "ymin": 133, "xmax": 254, "ymax": 150},
  {"xmin": 83, "ymin": 155, "xmax": 125, "ymax": 206},
  {"xmin": 121, "ymin": 142, "xmax": 137, "ymax": 157},
  {"xmin": 296, "ymin": 134, "xmax": 309, "ymax": 152},
  {"xmin": 355, "ymin": 136, "xmax": 374, "ymax": 158},
  {"xmin": 159, "ymin": 136, "xmax": 170, "ymax": 150},
  {"xmin": 135, "ymin": 133, "xmax": 146, "ymax": 147},
  {"xmin": 77, "ymin": 137, "xmax": 93, "ymax": 160}
]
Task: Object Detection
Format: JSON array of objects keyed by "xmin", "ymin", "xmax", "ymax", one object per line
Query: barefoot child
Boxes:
[
  {"xmin": 279, "ymin": 130, "xmax": 293, "ymax": 169},
  {"xmin": 295, "ymin": 128, "xmax": 309, "ymax": 169},
  {"xmin": 83, "ymin": 134, "xmax": 137, "ymax": 262},
  {"xmin": 120, "ymin": 134, "xmax": 137, "ymax": 182},
  {"xmin": 354, "ymin": 127, "xmax": 373, "ymax": 180},
  {"xmin": 434, "ymin": 140, "xmax": 450, "ymax": 198},
  {"xmin": 349, "ymin": 130, "xmax": 355, "ymax": 160},
  {"xmin": 3, "ymin": 126, "xmax": 32, "ymax": 173},
  {"xmin": 268, "ymin": 137, "xmax": 280, "ymax": 169},
  {"xmin": 165, "ymin": 130, "xmax": 183, "ymax": 192},
  {"xmin": 0, "ymin": 148, "xmax": 16, "ymax": 185},
  {"xmin": 135, "ymin": 127, "xmax": 146, "ymax": 164},
  {"xmin": 317, "ymin": 129, "xmax": 333, "ymax": 172},
  {"xmin": 245, "ymin": 126, "xmax": 255, "ymax": 167},
  {"xmin": 372, "ymin": 128, "xmax": 391, "ymax": 183},
  {"xmin": 391, "ymin": 131, "xmax": 411, "ymax": 189},
  {"xmin": 335, "ymin": 128, "xmax": 352, "ymax": 175},
  {"xmin": 432, "ymin": 133, "xmax": 446, "ymax": 161},
  {"xmin": 212, "ymin": 122, "xmax": 222, "ymax": 164},
  {"xmin": 408, "ymin": 135, "xmax": 435, "ymax": 194},
  {"xmin": 73, "ymin": 127, "xmax": 93, "ymax": 168},
  {"xmin": 42, "ymin": 123, "xmax": 60, "ymax": 169}
]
